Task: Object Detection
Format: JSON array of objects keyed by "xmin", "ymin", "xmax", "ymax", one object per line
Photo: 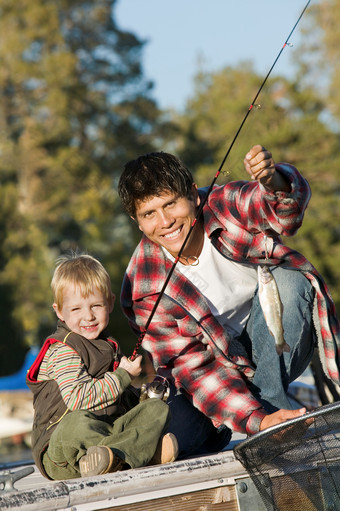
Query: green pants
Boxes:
[{"xmin": 43, "ymin": 398, "xmax": 171, "ymax": 480}]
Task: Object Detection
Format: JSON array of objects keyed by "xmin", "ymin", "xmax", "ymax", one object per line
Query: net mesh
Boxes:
[{"xmin": 234, "ymin": 401, "xmax": 340, "ymax": 511}]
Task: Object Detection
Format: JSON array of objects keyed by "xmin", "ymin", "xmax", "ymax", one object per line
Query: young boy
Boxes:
[{"xmin": 26, "ymin": 254, "xmax": 178, "ymax": 480}]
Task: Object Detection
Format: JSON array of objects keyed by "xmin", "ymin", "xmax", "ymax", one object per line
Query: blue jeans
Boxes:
[
  {"xmin": 167, "ymin": 267, "xmax": 315, "ymax": 454},
  {"xmin": 239, "ymin": 266, "xmax": 316, "ymax": 412}
]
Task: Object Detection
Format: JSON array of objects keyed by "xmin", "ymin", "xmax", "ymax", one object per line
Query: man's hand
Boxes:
[
  {"xmin": 260, "ymin": 407, "xmax": 307, "ymax": 431},
  {"xmin": 119, "ymin": 354, "xmax": 142, "ymax": 379},
  {"xmin": 244, "ymin": 144, "xmax": 291, "ymax": 192}
]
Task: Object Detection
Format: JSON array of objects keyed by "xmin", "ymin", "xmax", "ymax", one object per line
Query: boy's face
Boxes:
[
  {"xmin": 134, "ymin": 185, "xmax": 201, "ymax": 258},
  {"xmin": 53, "ymin": 284, "xmax": 114, "ymax": 340}
]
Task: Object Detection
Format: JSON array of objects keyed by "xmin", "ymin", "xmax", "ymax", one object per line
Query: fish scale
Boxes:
[{"xmin": 257, "ymin": 265, "xmax": 290, "ymax": 356}]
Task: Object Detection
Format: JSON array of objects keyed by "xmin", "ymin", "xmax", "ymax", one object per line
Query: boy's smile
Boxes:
[{"xmin": 53, "ymin": 284, "xmax": 114, "ymax": 340}]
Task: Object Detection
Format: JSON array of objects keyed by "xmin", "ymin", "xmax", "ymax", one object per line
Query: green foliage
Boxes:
[
  {"xmin": 1, "ymin": 0, "xmax": 340, "ymax": 377},
  {"xmin": 296, "ymin": 0, "xmax": 340, "ymax": 125},
  {"xmin": 170, "ymin": 41, "xmax": 340, "ymax": 312},
  {"xmin": 0, "ymin": 0, "xmax": 165, "ymax": 374}
]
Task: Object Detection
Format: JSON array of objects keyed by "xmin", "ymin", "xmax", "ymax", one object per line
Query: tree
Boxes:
[
  {"xmin": 170, "ymin": 62, "xmax": 340, "ymax": 309},
  {"xmin": 0, "ymin": 0, "xmax": 165, "ymax": 373},
  {"xmin": 291, "ymin": 0, "xmax": 340, "ymax": 307},
  {"xmin": 296, "ymin": 0, "xmax": 340, "ymax": 123}
]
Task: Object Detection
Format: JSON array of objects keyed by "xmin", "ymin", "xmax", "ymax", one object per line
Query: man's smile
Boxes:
[{"xmin": 162, "ymin": 226, "xmax": 182, "ymax": 239}]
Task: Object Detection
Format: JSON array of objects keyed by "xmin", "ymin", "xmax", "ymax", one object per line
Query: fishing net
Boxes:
[{"xmin": 234, "ymin": 401, "xmax": 340, "ymax": 511}]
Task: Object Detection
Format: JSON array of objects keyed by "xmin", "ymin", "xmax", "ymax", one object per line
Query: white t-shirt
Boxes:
[{"xmin": 164, "ymin": 234, "xmax": 258, "ymax": 339}]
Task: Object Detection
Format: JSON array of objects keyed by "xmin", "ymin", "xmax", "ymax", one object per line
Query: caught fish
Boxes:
[{"xmin": 257, "ymin": 265, "xmax": 290, "ymax": 356}]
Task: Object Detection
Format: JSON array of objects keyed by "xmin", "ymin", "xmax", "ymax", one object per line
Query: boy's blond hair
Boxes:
[{"xmin": 51, "ymin": 254, "xmax": 113, "ymax": 310}]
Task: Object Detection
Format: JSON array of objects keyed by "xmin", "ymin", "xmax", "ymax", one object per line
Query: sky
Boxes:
[{"xmin": 116, "ymin": 0, "xmax": 314, "ymax": 111}]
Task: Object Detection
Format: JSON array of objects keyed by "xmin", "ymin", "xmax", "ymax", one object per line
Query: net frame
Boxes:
[{"xmin": 234, "ymin": 401, "xmax": 340, "ymax": 511}]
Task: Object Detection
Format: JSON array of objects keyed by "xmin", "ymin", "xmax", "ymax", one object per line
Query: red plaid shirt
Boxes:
[{"xmin": 121, "ymin": 163, "xmax": 340, "ymax": 434}]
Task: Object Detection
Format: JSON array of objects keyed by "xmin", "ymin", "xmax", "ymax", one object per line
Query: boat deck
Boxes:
[
  {"xmin": 0, "ymin": 369, "xmax": 323, "ymax": 511},
  {"xmin": 0, "ymin": 441, "xmax": 254, "ymax": 511}
]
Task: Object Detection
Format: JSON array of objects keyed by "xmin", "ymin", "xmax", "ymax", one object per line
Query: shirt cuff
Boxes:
[
  {"xmin": 245, "ymin": 408, "xmax": 268, "ymax": 435},
  {"xmin": 107, "ymin": 366, "xmax": 132, "ymax": 392},
  {"xmin": 258, "ymin": 163, "xmax": 295, "ymax": 196}
]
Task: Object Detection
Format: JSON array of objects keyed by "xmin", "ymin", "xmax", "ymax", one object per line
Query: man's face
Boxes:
[
  {"xmin": 53, "ymin": 284, "xmax": 114, "ymax": 340},
  {"xmin": 134, "ymin": 185, "xmax": 200, "ymax": 258}
]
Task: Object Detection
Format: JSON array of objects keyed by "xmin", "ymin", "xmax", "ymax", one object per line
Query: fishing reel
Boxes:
[{"xmin": 139, "ymin": 375, "xmax": 170, "ymax": 403}]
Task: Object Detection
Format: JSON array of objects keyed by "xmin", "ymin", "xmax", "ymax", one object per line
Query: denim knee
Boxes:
[{"xmin": 272, "ymin": 267, "xmax": 314, "ymax": 303}]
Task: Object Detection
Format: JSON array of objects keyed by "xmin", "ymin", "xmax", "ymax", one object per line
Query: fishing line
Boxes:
[
  {"xmin": 129, "ymin": 0, "xmax": 312, "ymax": 361},
  {"xmin": 219, "ymin": 102, "xmax": 263, "ymax": 181}
]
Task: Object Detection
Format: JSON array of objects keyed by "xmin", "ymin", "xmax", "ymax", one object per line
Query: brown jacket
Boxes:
[{"xmin": 26, "ymin": 322, "xmax": 138, "ymax": 477}]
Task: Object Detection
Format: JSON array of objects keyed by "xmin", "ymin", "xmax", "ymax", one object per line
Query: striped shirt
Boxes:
[{"xmin": 38, "ymin": 343, "xmax": 123, "ymax": 411}]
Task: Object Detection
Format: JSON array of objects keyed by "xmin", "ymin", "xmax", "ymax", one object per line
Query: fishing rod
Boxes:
[{"xmin": 129, "ymin": 0, "xmax": 312, "ymax": 361}]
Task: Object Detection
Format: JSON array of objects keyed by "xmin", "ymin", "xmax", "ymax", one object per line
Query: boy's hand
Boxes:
[{"xmin": 119, "ymin": 355, "xmax": 142, "ymax": 379}]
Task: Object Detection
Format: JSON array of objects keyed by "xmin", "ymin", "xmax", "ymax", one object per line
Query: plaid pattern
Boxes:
[{"xmin": 121, "ymin": 163, "xmax": 340, "ymax": 435}]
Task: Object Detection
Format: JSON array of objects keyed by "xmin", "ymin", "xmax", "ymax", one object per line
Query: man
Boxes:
[{"xmin": 118, "ymin": 145, "xmax": 340, "ymax": 456}]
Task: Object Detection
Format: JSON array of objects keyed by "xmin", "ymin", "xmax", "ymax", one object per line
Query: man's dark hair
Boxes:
[{"xmin": 118, "ymin": 152, "xmax": 194, "ymax": 217}]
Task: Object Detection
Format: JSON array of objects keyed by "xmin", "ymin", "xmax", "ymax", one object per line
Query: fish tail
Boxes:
[
  {"xmin": 276, "ymin": 342, "xmax": 290, "ymax": 356},
  {"xmin": 283, "ymin": 342, "xmax": 291, "ymax": 353}
]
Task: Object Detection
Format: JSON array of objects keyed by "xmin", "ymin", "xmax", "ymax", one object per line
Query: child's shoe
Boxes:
[
  {"xmin": 79, "ymin": 445, "xmax": 125, "ymax": 477},
  {"xmin": 150, "ymin": 433, "xmax": 178, "ymax": 465}
]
